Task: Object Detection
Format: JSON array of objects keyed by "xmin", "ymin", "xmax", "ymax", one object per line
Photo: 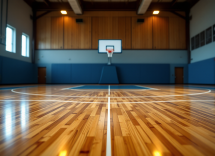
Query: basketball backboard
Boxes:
[{"xmin": 98, "ymin": 39, "xmax": 122, "ymax": 53}]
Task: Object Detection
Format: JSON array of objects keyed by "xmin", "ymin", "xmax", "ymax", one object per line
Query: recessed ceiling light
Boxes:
[
  {"xmin": 61, "ymin": 10, "xmax": 67, "ymax": 15},
  {"xmin": 153, "ymin": 11, "xmax": 160, "ymax": 15}
]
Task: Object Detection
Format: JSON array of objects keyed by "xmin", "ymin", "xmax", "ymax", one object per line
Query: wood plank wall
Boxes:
[{"xmin": 36, "ymin": 11, "xmax": 186, "ymax": 50}]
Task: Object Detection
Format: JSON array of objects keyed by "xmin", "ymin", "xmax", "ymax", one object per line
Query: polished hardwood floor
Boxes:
[{"xmin": 0, "ymin": 85, "xmax": 215, "ymax": 156}]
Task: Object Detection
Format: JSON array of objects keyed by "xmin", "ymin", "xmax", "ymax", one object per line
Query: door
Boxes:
[
  {"xmin": 175, "ymin": 67, "xmax": 184, "ymax": 84},
  {"xmin": 38, "ymin": 67, "xmax": 46, "ymax": 84}
]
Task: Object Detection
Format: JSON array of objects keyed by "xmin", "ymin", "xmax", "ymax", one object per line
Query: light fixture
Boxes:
[
  {"xmin": 61, "ymin": 10, "xmax": 67, "ymax": 15},
  {"xmin": 153, "ymin": 10, "xmax": 160, "ymax": 15}
]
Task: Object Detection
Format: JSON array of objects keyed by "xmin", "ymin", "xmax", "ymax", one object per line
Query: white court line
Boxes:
[
  {"xmin": 135, "ymin": 85, "xmax": 159, "ymax": 90},
  {"xmin": 108, "ymin": 85, "xmax": 110, "ymax": 96},
  {"xmin": 11, "ymin": 89, "xmax": 211, "ymax": 98},
  {"xmin": 1, "ymin": 99, "xmax": 215, "ymax": 104},
  {"xmin": 61, "ymin": 85, "xmax": 159, "ymax": 92},
  {"xmin": 61, "ymin": 85, "xmax": 84, "ymax": 90},
  {"xmin": 106, "ymin": 97, "xmax": 111, "ymax": 156}
]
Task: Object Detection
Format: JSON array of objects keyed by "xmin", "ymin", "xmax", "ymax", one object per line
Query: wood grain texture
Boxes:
[
  {"xmin": 153, "ymin": 16, "xmax": 169, "ymax": 49},
  {"xmin": 36, "ymin": 17, "xmax": 51, "ymax": 49},
  {"xmin": 92, "ymin": 17, "xmax": 131, "ymax": 49},
  {"xmin": 169, "ymin": 17, "xmax": 186, "ymax": 49},
  {"xmin": 36, "ymin": 11, "xmax": 186, "ymax": 50},
  {"xmin": 0, "ymin": 85, "xmax": 215, "ymax": 155},
  {"xmin": 64, "ymin": 16, "xmax": 91, "ymax": 49},
  {"xmin": 132, "ymin": 17, "xmax": 153, "ymax": 49},
  {"xmin": 51, "ymin": 17, "xmax": 64, "ymax": 49}
]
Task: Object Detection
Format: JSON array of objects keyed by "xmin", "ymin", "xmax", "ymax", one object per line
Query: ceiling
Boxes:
[
  {"xmin": 35, "ymin": 0, "xmax": 187, "ymax": 2},
  {"xmin": 24, "ymin": 0, "xmax": 199, "ymax": 13}
]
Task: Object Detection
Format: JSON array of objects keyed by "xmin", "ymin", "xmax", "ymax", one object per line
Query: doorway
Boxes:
[
  {"xmin": 175, "ymin": 67, "xmax": 184, "ymax": 84},
  {"xmin": 38, "ymin": 67, "xmax": 46, "ymax": 84}
]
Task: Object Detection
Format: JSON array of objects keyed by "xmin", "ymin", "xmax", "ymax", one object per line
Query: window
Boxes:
[
  {"xmin": 195, "ymin": 34, "xmax": 200, "ymax": 49},
  {"xmin": 191, "ymin": 37, "xmax": 194, "ymax": 50},
  {"xmin": 6, "ymin": 25, "xmax": 16, "ymax": 52},
  {"xmin": 200, "ymin": 31, "xmax": 205, "ymax": 47},
  {"xmin": 21, "ymin": 33, "xmax": 29, "ymax": 57},
  {"xmin": 206, "ymin": 27, "xmax": 212, "ymax": 44}
]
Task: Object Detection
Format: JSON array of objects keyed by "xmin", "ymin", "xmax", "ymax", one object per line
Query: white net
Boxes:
[{"xmin": 106, "ymin": 49, "xmax": 114, "ymax": 57}]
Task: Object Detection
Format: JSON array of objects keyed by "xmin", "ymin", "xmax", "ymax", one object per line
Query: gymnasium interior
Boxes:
[{"xmin": 0, "ymin": 0, "xmax": 215, "ymax": 155}]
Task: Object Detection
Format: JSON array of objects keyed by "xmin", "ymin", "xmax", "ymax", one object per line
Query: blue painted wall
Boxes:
[
  {"xmin": 188, "ymin": 58, "xmax": 215, "ymax": 84},
  {"xmin": 51, "ymin": 63, "xmax": 170, "ymax": 84},
  {"xmin": 190, "ymin": 0, "xmax": 215, "ymax": 63},
  {"xmin": 0, "ymin": 56, "xmax": 37, "ymax": 84}
]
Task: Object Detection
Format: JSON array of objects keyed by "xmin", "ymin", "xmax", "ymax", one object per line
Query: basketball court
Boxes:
[
  {"xmin": 0, "ymin": 0, "xmax": 215, "ymax": 156},
  {"xmin": 0, "ymin": 84, "xmax": 215, "ymax": 156}
]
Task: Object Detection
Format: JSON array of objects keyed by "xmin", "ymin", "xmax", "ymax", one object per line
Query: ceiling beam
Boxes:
[
  {"xmin": 170, "ymin": 11, "xmax": 186, "ymax": 20},
  {"xmin": 32, "ymin": 2, "xmax": 72, "ymax": 11},
  {"xmin": 82, "ymin": 2, "xmax": 137, "ymax": 11},
  {"xmin": 68, "ymin": 0, "xmax": 82, "ymax": 14},
  {"xmin": 24, "ymin": 0, "xmax": 36, "ymax": 7},
  {"xmin": 36, "ymin": 11, "xmax": 52, "ymax": 19},
  {"xmin": 187, "ymin": 0, "xmax": 199, "ymax": 8},
  {"xmin": 137, "ymin": 0, "xmax": 152, "ymax": 14},
  {"xmin": 171, "ymin": 0, "xmax": 177, "ymax": 7},
  {"xmin": 147, "ymin": 2, "xmax": 189, "ymax": 11},
  {"xmin": 26, "ymin": 1, "xmax": 190, "ymax": 12},
  {"xmin": 43, "ymin": 0, "xmax": 50, "ymax": 6}
]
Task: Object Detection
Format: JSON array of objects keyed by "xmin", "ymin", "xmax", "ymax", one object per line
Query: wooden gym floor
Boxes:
[{"xmin": 0, "ymin": 84, "xmax": 215, "ymax": 156}]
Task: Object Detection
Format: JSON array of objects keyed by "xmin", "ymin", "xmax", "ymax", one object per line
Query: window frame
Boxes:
[
  {"xmin": 21, "ymin": 33, "xmax": 29, "ymax": 57},
  {"xmin": 5, "ymin": 25, "xmax": 16, "ymax": 53}
]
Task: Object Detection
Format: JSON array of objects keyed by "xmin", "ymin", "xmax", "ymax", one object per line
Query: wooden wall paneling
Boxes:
[
  {"xmin": 99, "ymin": 17, "xmax": 104, "ymax": 39},
  {"xmin": 64, "ymin": 16, "xmax": 92, "ymax": 49},
  {"xmin": 103, "ymin": 17, "xmax": 111, "ymax": 39},
  {"xmin": 46, "ymin": 17, "xmax": 51, "ymax": 49},
  {"xmin": 118, "ymin": 17, "xmax": 126, "ymax": 49},
  {"xmin": 153, "ymin": 16, "xmax": 169, "ymax": 49},
  {"xmin": 169, "ymin": 17, "xmax": 186, "ymax": 49},
  {"xmin": 64, "ymin": 16, "xmax": 72, "ymax": 49},
  {"xmin": 112, "ymin": 17, "xmax": 118, "ymax": 39},
  {"xmin": 84, "ymin": 17, "xmax": 92, "ymax": 49},
  {"xmin": 76, "ymin": 17, "xmax": 92, "ymax": 49},
  {"xmin": 169, "ymin": 17, "xmax": 178, "ymax": 49},
  {"xmin": 76, "ymin": 18, "xmax": 82, "ymax": 49},
  {"xmin": 92, "ymin": 17, "xmax": 100, "ymax": 49},
  {"xmin": 179, "ymin": 18, "xmax": 186, "ymax": 49},
  {"xmin": 92, "ymin": 17, "xmax": 112, "ymax": 49},
  {"xmin": 125, "ymin": 17, "xmax": 132, "ymax": 49},
  {"xmin": 145, "ymin": 17, "xmax": 153, "ymax": 49},
  {"xmin": 106, "ymin": 17, "xmax": 112, "ymax": 39},
  {"xmin": 36, "ymin": 17, "xmax": 51, "ymax": 49},
  {"xmin": 36, "ymin": 17, "xmax": 45, "ymax": 49},
  {"xmin": 71, "ymin": 17, "xmax": 78, "ymax": 49},
  {"xmin": 51, "ymin": 17, "xmax": 64, "ymax": 49},
  {"xmin": 131, "ymin": 17, "xmax": 138, "ymax": 49},
  {"xmin": 36, "ymin": 11, "xmax": 186, "ymax": 50},
  {"xmin": 132, "ymin": 17, "xmax": 153, "ymax": 49}
]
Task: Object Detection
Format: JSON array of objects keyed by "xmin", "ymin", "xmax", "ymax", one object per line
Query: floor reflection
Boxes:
[{"xmin": 3, "ymin": 101, "xmax": 15, "ymax": 141}]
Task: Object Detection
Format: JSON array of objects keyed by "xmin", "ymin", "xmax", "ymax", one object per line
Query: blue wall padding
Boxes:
[
  {"xmin": 0, "ymin": 56, "xmax": 37, "ymax": 84},
  {"xmin": 99, "ymin": 66, "xmax": 119, "ymax": 84},
  {"xmin": 52, "ymin": 64, "xmax": 72, "ymax": 83},
  {"xmin": 51, "ymin": 63, "xmax": 170, "ymax": 84},
  {"xmin": 115, "ymin": 64, "xmax": 141, "ymax": 83},
  {"xmin": 72, "ymin": 64, "xmax": 92, "ymax": 83},
  {"xmin": 140, "ymin": 64, "xmax": 170, "ymax": 83},
  {"xmin": 90, "ymin": 64, "xmax": 105, "ymax": 83},
  {"xmin": 51, "ymin": 64, "xmax": 105, "ymax": 84},
  {"xmin": 188, "ymin": 58, "xmax": 215, "ymax": 84}
]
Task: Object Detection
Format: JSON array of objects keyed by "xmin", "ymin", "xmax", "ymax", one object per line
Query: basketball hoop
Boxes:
[
  {"xmin": 106, "ymin": 49, "xmax": 114, "ymax": 57},
  {"xmin": 106, "ymin": 49, "xmax": 114, "ymax": 65}
]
